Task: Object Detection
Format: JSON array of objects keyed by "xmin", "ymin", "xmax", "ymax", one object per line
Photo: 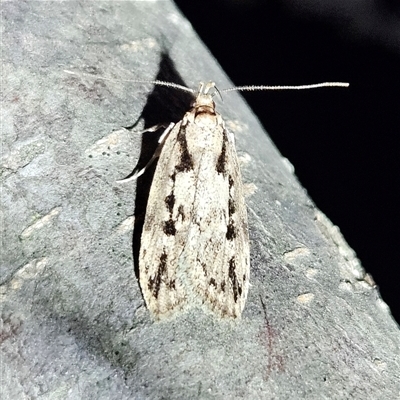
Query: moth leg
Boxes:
[
  {"xmin": 117, "ymin": 122, "xmax": 175, "ymax": 182},
  {"xmin": 141, "ymin": 122, "xmax": 170, "ymax": 135}
]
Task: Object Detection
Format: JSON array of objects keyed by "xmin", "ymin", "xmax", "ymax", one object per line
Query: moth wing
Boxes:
[
  {"xmin": 139, "ymin": 121, "xmax": 195, "ymax": 319},
  {"xmin": 186, "ymin": 127, "xmax": 250, "ymax": 318}
]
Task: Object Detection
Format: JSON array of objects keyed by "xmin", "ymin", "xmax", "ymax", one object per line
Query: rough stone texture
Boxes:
[{"xmin": 1, "ymin": 1, "xmax": 399, "ymax": 399}]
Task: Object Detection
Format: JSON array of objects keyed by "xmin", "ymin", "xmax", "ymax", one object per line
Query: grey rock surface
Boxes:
[{"xmin": 1, "ymin": 1, "xmax": 399, "ymax": 399}]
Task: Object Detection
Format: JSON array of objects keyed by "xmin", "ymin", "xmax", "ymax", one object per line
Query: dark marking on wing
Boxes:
[
  {"xmin": 226, "ymin": 174, "xmax": 236, "ymax": 240},
  {"xmin": 229, "ymin": 257, "xmax": 242, "ymax": 303},
  {"xmin": 148, "ymin": 251, "xmax": 168, "ymax": 299},
  {"xmin": 228, "ymin": 199, "xmax": 236, "ymax": 217},
  {"xmin": 177, "ymin": 205, "xmax": 185, "ymax": 220},
  {"xmin": 202, "ymin": 262, "xmax": 207, "ymax": 275},
  {"xmin": 209, "ymin": 278, "xmax": 217, "ymax": 287},
  {"xmin": 216, "ymin": 133, "xmax": 227, "ymax": 174},
  {"xmin": 163, "ymin": 191, "xmax": 176, "ymax": 235},
  {"xmin": 228, "ymin": 175, "xmax": 234, "ymax": 189},
  {"xmin": 226, "ymin": 222, "xmax": 236, "ymax": 240},
  {"xmin": 165, "ymin": 193, "xmax": 175, "ymax": 214},
  {"xmin": 175, "ymin": 126, "xmax": 193, "ymax": 172},
  {"xmin": 163, "ymin": 219, "xmax": 176, "ymax": 236},
  {"xmin": 168, "ymin": 279, "xmax": 176, "ymax": 290},
  {"xmin": 221, "ymin": 281, "xmax": 226, "ymax": 292}
]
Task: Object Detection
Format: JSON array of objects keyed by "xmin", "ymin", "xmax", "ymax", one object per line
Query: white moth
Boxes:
[
  {"xmin": 131, "ymin": 82, "xmax": 250, "ymax": 319},
  {"xmin": 64, "ymin": 71, "xmax": 348, "ymax": 319},
  {"xmin": 119, "ymin": 80, "xmax": 349, "ymax": 320}
]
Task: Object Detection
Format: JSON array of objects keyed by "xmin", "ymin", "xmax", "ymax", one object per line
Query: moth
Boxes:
[
  {"xmin": 126, "ymin": 82, "xmax": 250, "ymax": 319},
  {"xmin": 63, "ymin": 70, "xmax": 348, "ymax": 319},
  {"xmin": 118, "ymin": 80, "xmax": 349, "ymax": 320}
]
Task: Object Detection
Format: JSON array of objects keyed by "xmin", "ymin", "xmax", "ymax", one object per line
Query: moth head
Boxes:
[{"xmin": 191, "ymin": 81, "xmax": 218, "ymax": 115}]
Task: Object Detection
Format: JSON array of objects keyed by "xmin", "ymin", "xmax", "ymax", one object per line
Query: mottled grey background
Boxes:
[{"xmin": 2, "ymin": 1, "xmax": 399, "ymax": 399}]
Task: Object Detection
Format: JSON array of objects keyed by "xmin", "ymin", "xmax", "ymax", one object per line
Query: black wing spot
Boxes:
[
  {"xmin": 228, "ymin": 199, "xmax": 236, "ymax": 217},
  {"xmin": 228, "ymin": 175, "xmax": 234, "ymax": 189},
  {"xmin": 165, "ymin": 193, "xmax": 175, "ymax": 214},
  {"xmin": 148, "ymin": 251, "xmax": 168, "ymax": 299},
  {"xmin": 226, "ymin": 221, "xmax": 236, "ymax": 240},
  {"xmin": 216, "ymin": 134, "xmax": 227, "ymax": 174},
  {"xmin": 164, "ymin": 190, "xmax": 178, "ymax": 235},
  {"xmin": 177, "ymin": 204, "xmax": 185, "ymax": 221},
  {"xmin": 168, "ymin": 279, "xmax": 176, "ymax": 290},
  {"xmin": 163, "ymin": 219, "xmax": 176, "ymax": 236},
  {"xmin": 176, "ymin": 126, "xmax": 194, "ymax": 172},
  {"xmin": 229, "ymin": 257, "xmax": 242, "ymax": 302},
  {"xmin": 209, "ymin": 278, "xmax": 217, "ymax": 287}
]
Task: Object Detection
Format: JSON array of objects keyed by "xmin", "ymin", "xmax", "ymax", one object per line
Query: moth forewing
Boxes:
[
  {"xmin": 139, "ymin": 119, "xmax": 192, "ymax": 318},
  {"xmin": 183, "ymin": 114, "xmax": 250, "ymax": 319}
]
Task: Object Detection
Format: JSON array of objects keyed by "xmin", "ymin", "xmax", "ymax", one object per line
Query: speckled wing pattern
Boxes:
[{"xmin": 139, "ymin": 84, "xmax": 250, "ymax": 319}]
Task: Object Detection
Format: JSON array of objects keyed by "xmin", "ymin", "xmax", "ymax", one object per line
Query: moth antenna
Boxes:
[
  {"xmin": 222, "ymin": 82, "xmax": 349, "ymax": 92},
  {"xmin": 63, "ymin": 70, "xmax": 195, "ymax": 94}
]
